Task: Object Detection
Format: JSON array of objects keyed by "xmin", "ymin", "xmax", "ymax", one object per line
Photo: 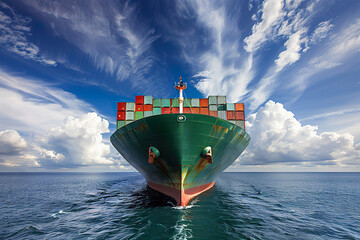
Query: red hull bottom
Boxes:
[{"xmin": 147, "ymin": 181, "xmax": 215, "ymax": 206}]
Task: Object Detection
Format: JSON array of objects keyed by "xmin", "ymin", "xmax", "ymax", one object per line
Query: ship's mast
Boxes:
[{"xmin": 175, "ymin": 76, "xmax": 187, "ymax": 113}]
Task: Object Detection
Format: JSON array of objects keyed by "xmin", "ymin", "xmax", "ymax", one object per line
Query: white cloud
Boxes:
[
  {"xmin": 0, "ymin": 130, "xmax": 27, "ymax": 156},
  {"xmin": 0, "ymin": 3, "xmax": 56, "ymax": 65},
  {"xmin": 237, "ymin": 101, "xmax": 360, "ymax": 166},
  {"xmin": 275, "ymin": 29, "xmax": 306, "ymax": 71},
  {"xmin": 39, "ymin": 113, "xmax": 113, "ymax": 168},
  {"xmin": 310, "ymin": 20, "xmax": 334, "ymax": 44}
]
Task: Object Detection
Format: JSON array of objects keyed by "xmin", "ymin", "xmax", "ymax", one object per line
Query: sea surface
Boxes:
[{"xmin": 0, "ymin": 172, "xmax": 359, "ymax": 239}]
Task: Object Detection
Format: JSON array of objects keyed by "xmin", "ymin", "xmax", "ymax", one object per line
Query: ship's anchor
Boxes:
[
  {"xmin": 201, "ymin": 146, "xmax": 213, "ymax": 163},
  {"xmin": 148, "ymin": 146, "xmax": 160, "ymax": 163}
]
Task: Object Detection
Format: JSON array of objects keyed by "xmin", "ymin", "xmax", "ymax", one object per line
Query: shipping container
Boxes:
[
  {"xmin": 126, "ymin": 102, "xmax": 135, "ymax": 111},
  {"xmin": 218, "ymin": 110, "xmax": 226, "ymax": 120},
  {"xmin": 135, "ymin": 96, "xmax": 144, "ymax": 105},
  {"xmin": 209, "ymin": 105, "xmax": 217, "ymax": 111},
  {"xmin": 235, "ymin": 103, "xmax": 244, "ymax": 111},
  {"xmin": 226, "ymin": 111, "xmax": 236, "ymax": 120},
  {"xmin": 125, "ymin": 120, "xmax": 133, "ymax": 124},
  {"xmin": 135, "ymin": 104, "xmax": 143, "ymax": 112},
  {"xmin": 236, "ymin": 120, "xmax": 245, "ymax": 129},
  {"xmin": 117, "ymin": 102, "xmax": 126, "ymax": 111},
  {"xmin": 144, "ymin": 95, "xmax": 153, "ymax": 105},
  {"xmin": 217, "ymin": 104, "xmax": 226, "ymax": 110},
  {"xmin": 191, "ymin": 98, "xmax": 200, "ymax": 107},
  {"xmin": 144, "ymin": 105, "xmax": 153, "ymax": 111},
  {"xmin": 135, "ymin": 111, "xmax": 143, "ymax": 120},
  {"xmin": 172, "ymin": 98, "xmax": 179, "ymax": 107},
  {"xmin": 171, "ymin": 107, "xmax": 179, "ymax": 113},
  {"xmin": 226, "ymin": 103, "xmax": 235, "ymax": 111},
  {"xmin": 116, "ymin": 120, "xmax": 125, "ymax": 129},
  {"xmin": 200, "ymin": 108, "xmax": 209, "ymax": 115},
  {"xmin": 144, "ymin": 111, "xmax": 152, "ymax": 117},
  {"xmin": 161, "ymin": 98, "xmax": 171, "ymax": 107},
  {"xmin": 236, "ymin": 111, "xmax": 245, "ymax": 120},
  {"xmin": 229, "ymin": 120, "xmax": 236, "ymax": 125},
  {"xmin": 153, "ymin": 107, "xmax": 162, "ymax": 115},
  {"xmin": 217, "ymin": 96, "xmax": 226, "ymax": 105},
  {"xmin": 209, "ymin": 110, "xmax": 217, "ymax": 117},
  {"xmin": 153, "ymin": 98, "xmax": 162, "ymax": 107},
  {"xmin": 184, "ymin": 99, "xmax": 191, "ymax": 107},
  {"xmin": 117, "ymin": 111, "xmax": 126, "ymax": 121},
  {"xmin": 192, "ymin": 107, "xmax": 200, "ymax": 114},
  {"xmin": 208, "ymin": 96, "xmax": 217, "ymax": 105},
  {"xmin": 200, "ymin": 99, "xmax": 209, "ymax": 108},
  {"xmin": 184, "ymin": 107, "xmax": 192, "ymax": 113},
  {"xmin": 126, "ymin": 111, "xmax": 134, "ymax": 120},
  {"xmin": 162, "ymin": 107, "xmax": 171, "ymax": 114}
]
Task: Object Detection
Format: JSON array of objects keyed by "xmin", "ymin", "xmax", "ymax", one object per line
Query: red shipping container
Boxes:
[
  {"xmin": 184, "ymin": 107, "xmax": 192, "ymax": 113},
  {"xmin": 162, "ymin": 107, "xmax": 171, "ymax": 114},
  {"xmin": 192, "ymin": 107, "xmax": 200, "ymax": 114},
  {"xmin": 117, "ymin": 102, "xmax": 126, "ymax": 111},
  {"xmin": 144, "ymin": 105, "xmax": 153, "ymax": 111},
  {"xmin": 235, "ymin": 103, "xmax": 244, "ymax": 111},
  {"xmin": 117, "ymin": 111, "xmax": 126, "ymax": 120},
  {"xmin": 236, "ymin": 111, "xmax": 245, "ymax": 120},
  {"xmin": 135, "ymin": 104, "xmax": 143, "ymax": 112},
  {"xmin": 200, "ymin": 99, "xmax": 209, "ymax": 108},
  {"xmin": 209, "ymin": 111, "xmax": 218, "ymax": 117},
  {"xmin": 171, "ymin": 107, "xmax": 179, "ymax": 113},
  {"xmin": 135, "ymin": 96, "xmax": 144, "ymax": 105},
  {"xmin": 200, "ymin": 108, "xmax": 209, "ymax": 115},
  {"xmin": 227, "ymin": 111, "xmax": 236, "ymax": 120}
]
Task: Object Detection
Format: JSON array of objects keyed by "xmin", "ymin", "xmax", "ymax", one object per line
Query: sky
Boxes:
[{"xmin": 0, "ymin": 0, "xmax": 359, "ymax": 172}]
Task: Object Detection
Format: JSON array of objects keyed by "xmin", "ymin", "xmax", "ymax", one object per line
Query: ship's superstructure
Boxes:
[{"xmin": 111, "ymin": 77, "xmax": 250, "ymax": 206}]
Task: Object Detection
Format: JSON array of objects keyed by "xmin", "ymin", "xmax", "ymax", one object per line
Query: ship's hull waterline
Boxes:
[{"xmin": 110, "ymin": 113, "xmax": 250, "ymax": 206}]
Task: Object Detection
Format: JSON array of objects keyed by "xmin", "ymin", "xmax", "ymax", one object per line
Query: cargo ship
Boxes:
[{"xmin": 110, "ymin": 77, "xmax": 250, "ymax": 206}]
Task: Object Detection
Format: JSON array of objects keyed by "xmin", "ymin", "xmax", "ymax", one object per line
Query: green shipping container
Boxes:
[
  {"xmin": 144, "ymin": 111, "xmax": 153, "ymax": 117},
  {"xmin": 172, "ymin": 98, "xmax": 179, "ymax": 107},
  {"xmin": 226, "ymin": 103, "xmax": 235, "ymax": 111},
  {"xmin": 184, "ymin": 99, "xmax": 191, "ymax": 107},
  {"xmin": 125, "ymin": 120, "xmax": 133, "ymax": 124},
  {"xmin": 135, "ymin": 111, "xmax": 144, "ymax": 120},
  {"xmin": 153, "ymin": 107, "xmax": 162, "ymax": 115},
  {"xmin": 209, "ymin": 105, "xmax": 217, "ymax": 111},
  {"xmin": 153, "ymin": 98, "xmax": 162, "ymax": 107},
  {"xmin": 126, "ymin": 111, "xmax": 134, "ymax": 120},
  {"xmin": 117, "ymin": 120, "xmax": 125, "ymax": 129},
  {"xmin": 208, "ymin": 96, "xmax": 217, "ymax": 105},
  {"xmin": 217, "ymin": 96, "xmax": 226, "ymax": 104},
  {"xmin": 144, "ymin": 95, "xmax": 153, "ymax": 105},
  {"xmin": 217, "ymin": 104, "xmax": 226, "ymax": 110},
  {"xmin": 218, "ymin": 110, "xmax": 226, "ymax": 120},
  {"xmin": 126, "ymin": 102, "xmax": 135, "ymax": 111},
  {"xmin": 191, "ymin": 98, "xmax": 200, "ymax": 107},
  {"xmin": 161, "ymin": 98, "xmax": 171, "ymax": 107}
]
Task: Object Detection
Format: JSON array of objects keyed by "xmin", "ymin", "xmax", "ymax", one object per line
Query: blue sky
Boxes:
[{"xmin": 0, "ymin": 0, "xmax": 359, "ymax": 172}]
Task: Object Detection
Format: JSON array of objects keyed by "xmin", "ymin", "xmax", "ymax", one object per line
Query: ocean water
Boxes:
[{"xmin": 0, "ymin": 172, "xmax": 359, "ymax": 239}]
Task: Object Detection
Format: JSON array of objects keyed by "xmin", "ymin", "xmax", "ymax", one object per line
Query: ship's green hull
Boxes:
[{"xmin": 110, "ymin": 113, "xmax": 250, "ymax": 205}]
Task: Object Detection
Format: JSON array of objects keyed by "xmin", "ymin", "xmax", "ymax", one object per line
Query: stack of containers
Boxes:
[
  {"xmin": 116, "ymin": 102, "xmax": 126, "ymax": 129},
  {"xmin": 162, "ymin": 98, "xmax": 171, "ymax": 114},
  {"xmin": 153, "ymin": 98, "xmax": 162, "ymax": 115},
  {"xmin": 208, "ymin": 96, "xmax": 217, "ymax": 117},
  {"xmin": 171, "ymin": 98, "xmax": 179, "ymax": 113},
  {"xmin": 144, "ymin": 95, "xmax": 153, "ymax": 117},
  {"xmin": 226, "ymin": 103, "xmax": 235, "ymax": 123},
  {"xmin": 135, "ymin": 96, "xmax": 144, "ymax": 120},
  {"xmin": 191, "ymin": 98, "xmax": 200, "ymax": 114},
  {"xmin": 200, "ymin": 98, "xmax": 209, "ymax": 115},
  {"xmin": 125, "ymin": 102, "xmax": 135, "ymax": 124},
  {"xmin": 217, "ymin": 96, "xmax": 226, "ymax": 110},
  {"xmin": 183, "ymin": 98, "xmax": 192, "ymax": 113},
  {"xmin": 235, "ymin": 103, "xmax": 245, "ymax": 129}
]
